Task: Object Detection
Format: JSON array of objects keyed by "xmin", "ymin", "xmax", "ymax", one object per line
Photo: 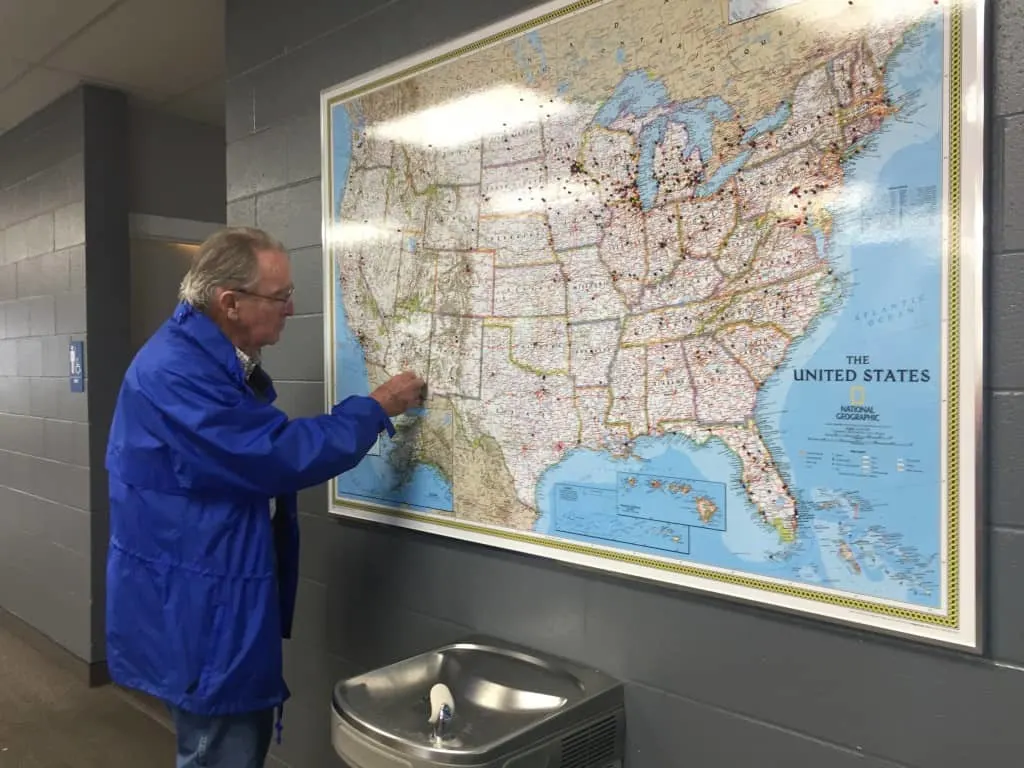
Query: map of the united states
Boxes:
[{"xmin": 329, "ymin": 0, "xmax": 945, "ymax": 610}]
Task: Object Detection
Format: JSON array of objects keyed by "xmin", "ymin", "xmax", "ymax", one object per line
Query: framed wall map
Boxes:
[{"xmin": 320, "ymin": 0, "xmax": 986, "ymax": 649}]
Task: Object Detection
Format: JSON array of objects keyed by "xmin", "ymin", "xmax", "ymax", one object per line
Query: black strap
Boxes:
[{"xmin": 247, "ymin": 364, "xmax": 274, "ymax": 401}]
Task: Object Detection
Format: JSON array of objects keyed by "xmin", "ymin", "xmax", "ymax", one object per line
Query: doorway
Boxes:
[{"xmin": 129, "ymin": 238, "xmax": 198, "ymax": 353}]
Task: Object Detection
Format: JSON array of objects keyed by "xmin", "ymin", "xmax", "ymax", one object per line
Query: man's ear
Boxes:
[{"xmin": 213, "ymin": 288, "xmax": 240, "ymax": 321}]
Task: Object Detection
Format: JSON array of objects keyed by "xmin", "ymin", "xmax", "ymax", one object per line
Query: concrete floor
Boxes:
[{"xmin": 0, "ymin": 622, "xmax": 174, "ymax": 767}]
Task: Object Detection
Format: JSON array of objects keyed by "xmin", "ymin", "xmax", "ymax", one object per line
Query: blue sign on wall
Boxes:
[{"xmin": 69, "ymin": 340, "xmax": 85, "ymax": 393}]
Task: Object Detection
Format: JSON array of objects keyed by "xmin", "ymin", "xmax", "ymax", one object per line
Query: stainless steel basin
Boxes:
[{"xmin": 332, "ymin": 636, "xmax": 624, "ymax": 767}]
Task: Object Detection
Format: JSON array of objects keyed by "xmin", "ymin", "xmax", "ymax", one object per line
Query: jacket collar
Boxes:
[{"xmin": 171, "ymin": 301, "xmax": 249, "ymax": 387}]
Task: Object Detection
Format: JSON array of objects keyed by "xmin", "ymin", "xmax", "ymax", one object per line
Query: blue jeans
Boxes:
[{"xmin": 168, "ymin": 705, "xmax": 274, "ymax": 768}]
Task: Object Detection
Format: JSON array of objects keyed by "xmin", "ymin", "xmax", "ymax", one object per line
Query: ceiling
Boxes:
[{"xmin": 0, "ymin": 0, "xmax": 225, "ymax": 135}]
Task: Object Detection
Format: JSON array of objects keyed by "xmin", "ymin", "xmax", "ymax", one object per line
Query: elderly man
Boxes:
[{"xmin": 104, "ymin": 227, "xmax": 424, "ymax": 767}]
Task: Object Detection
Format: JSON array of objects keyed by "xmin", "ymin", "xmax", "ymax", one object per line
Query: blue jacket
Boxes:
[{"xmin": 105, "ymin": 301, "xmax": 393, "ymax": 718}]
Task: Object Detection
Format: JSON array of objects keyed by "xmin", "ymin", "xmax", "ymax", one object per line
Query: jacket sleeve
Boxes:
[{"xmin": 135, "ymin": 365, "xmax": 395, "ymax": 498}]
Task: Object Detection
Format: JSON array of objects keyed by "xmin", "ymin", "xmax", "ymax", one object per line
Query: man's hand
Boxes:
[{"xmin": 370, "ymin": 371, "xmax": 426, "ymax": 417}]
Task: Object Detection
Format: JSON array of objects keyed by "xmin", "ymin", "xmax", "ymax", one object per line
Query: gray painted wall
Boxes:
[
  {"xmin": 0, "ymin": 85, "xmax": 132, "ymax": 670},
  {"xmin": 82, "ymin": 86, "xmax": 132, "ymax": 667},
  {"xmin": 0, "ymin": 89, "xmax": 94, "ymax": 663},
  {"xmin": 218, "ymin": 1, "xmax": 1022, "ymax": 766},
  {"xmin": 128, "ymin": 102, "xmax": 226, "ymax": 225},
  {"xmin": 0, "ymin": 88, "xmax": 226, "ymax": 670}
]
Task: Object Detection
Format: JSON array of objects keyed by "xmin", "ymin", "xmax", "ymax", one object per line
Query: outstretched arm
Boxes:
[{"xmin": 132, "ymin": 367, "xmax": 423, "ymax": 497}]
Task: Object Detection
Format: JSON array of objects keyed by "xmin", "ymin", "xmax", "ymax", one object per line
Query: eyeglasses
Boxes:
[{"xmin": 234, "ymin": 286, "xmax": 295, "ymax": 304}]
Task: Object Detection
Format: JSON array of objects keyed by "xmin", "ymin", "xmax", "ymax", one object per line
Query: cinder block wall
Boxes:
[
  {"xmin": 0, "ymin": 88, "xmax": 102, "ymax": 666},
  {"xmin": 0, "ymin": 85, "xmax": 226, "ymax": 676}
]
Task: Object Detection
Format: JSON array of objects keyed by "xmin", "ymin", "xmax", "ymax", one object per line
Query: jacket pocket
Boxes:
[{"xmin": 179, "ymin": 577, "xmax": 226, "ymax": 698}]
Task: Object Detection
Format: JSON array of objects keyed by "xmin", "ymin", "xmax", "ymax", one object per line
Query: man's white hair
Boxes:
[{"xmin": 179, "ymin": 227, "xmax": 286, "ymax": 310}]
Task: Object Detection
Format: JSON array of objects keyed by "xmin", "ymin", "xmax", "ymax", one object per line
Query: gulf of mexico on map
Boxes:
[{"xmin": 320, "ymin": 0, "xmax": 983, "ymax": 646}]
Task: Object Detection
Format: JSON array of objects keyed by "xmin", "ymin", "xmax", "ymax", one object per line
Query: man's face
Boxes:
[{"xmin": 229, "ymin": 249, "xmax": 295, "ymax": 351}]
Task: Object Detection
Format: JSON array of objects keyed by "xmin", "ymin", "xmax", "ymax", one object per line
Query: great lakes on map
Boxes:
[{"xmin": 323, "ymin": 0, "xmax": 974, "ymax": 635}]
